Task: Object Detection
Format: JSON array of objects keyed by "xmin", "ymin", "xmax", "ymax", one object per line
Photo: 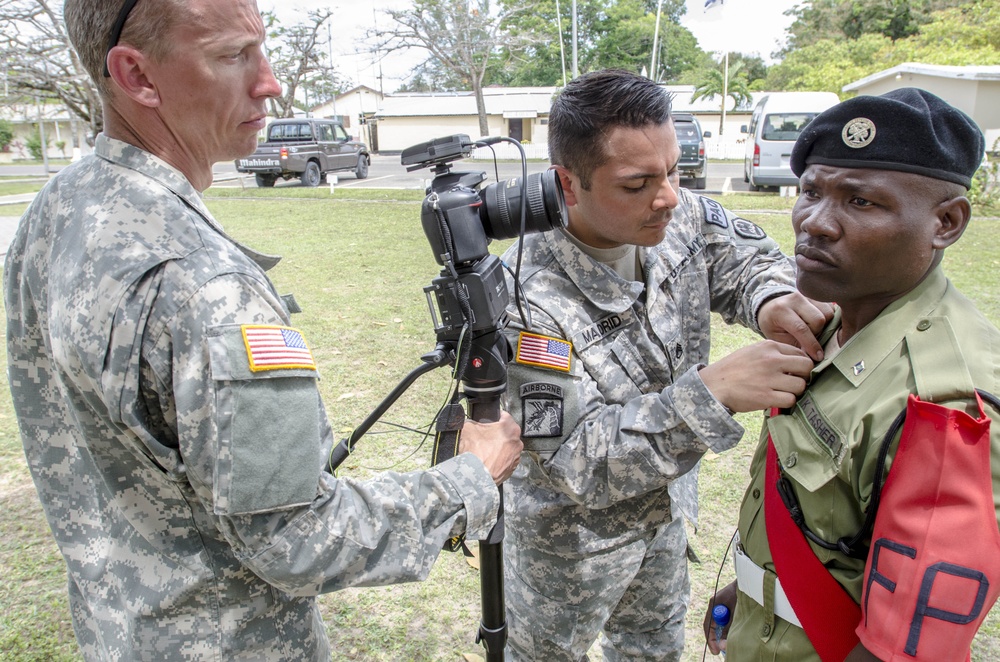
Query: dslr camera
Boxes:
[{"xmin": 401, "ymin": 134, "xmax": 566, "ymax": 399}]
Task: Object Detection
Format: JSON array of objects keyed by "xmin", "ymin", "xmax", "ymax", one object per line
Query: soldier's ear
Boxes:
[
  {"xmin": 106, "ymin": 45, "xmax": 161, "ymax": 108},
  {"xmin": 552, "ymin": 165, "xmax": 580, "ymax": 207},
  {"xmin": 931, "ymin": 195, "xmax": 971, "ymax": 251}
]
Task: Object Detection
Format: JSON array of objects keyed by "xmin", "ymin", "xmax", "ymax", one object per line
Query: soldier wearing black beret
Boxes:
[{"xmin": 705, "ymin": 88, "xmax": 1000, "ymax": 662}]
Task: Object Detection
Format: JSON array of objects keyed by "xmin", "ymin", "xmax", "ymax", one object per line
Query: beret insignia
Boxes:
[{"xmin": 842, "ymin": 117, "xmax": 876, "ymax": 149}]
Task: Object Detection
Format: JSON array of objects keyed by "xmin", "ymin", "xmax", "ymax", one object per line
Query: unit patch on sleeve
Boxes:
[
  {"xmin": 520, "ymin": 382, "xmax": 564, "ymax": 437},
  {"xmin": 700, "ymin": 196, "xmax": 730, "ymax": 229},
  {"xmin": 516, "ymin": 331, "xmax": 572, "ymax": 372},
  {"xmin": 733, "ymin": 218, "xmax": 767, "ymax": 240},
  {"xmin": 242, "ymin": 325, "xmax": 317, "ymax": 372}
]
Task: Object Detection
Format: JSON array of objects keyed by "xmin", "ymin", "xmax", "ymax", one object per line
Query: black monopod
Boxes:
[{"xmin": 327, "ymin": 134, "xmax": 566, "ymax": 661}]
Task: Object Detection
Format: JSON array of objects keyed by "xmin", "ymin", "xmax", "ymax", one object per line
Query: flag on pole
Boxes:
[{"xmin": 704, "ymin": 0, "xmax": 723, "ymax": 10}]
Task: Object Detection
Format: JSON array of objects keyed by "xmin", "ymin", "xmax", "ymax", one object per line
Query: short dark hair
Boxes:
[
  {"xmin": 65, "ymin": 0, "xmax": 182, "ymax": 98},
  {"xmin": 548, "ymin": 69, "xmax": 674, "ymax": 189}
]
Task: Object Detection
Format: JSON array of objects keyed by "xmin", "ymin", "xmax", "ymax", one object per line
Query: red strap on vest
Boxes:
[{"xmin": 765, "ymin": 411, "xmax": 861, "ymax": 661}]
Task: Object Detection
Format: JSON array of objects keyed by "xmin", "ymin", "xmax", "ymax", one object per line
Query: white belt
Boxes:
[{"xmin": 733, "ymin": 534, "xmax": 802, "ymax": 627}]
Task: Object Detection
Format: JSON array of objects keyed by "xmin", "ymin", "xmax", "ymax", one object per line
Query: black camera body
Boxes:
[
  {"xmin": 404, "ymin": 134, "xmax": 566, "ymax": 338},
  {"xmin": 402, "ymin": 135, "xmax": 567, "ymax": 660}
]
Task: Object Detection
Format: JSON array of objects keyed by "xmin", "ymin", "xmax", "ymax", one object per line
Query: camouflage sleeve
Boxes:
[
  {"xmin": 693, "ymin": 194, "xmax": 797, "ymax": 333},
  {"xmin": 504, "ymin": 313, "xmax": 743, "ymax": 510},
  {"xmin": 150, "ymin": 269, "xmax": 498, "ymax": 594}
]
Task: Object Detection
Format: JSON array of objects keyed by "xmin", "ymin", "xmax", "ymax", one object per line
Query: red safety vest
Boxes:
[
  {"xmin": 767, "ymin": 393, "xmax": 1000, "ymax": 661},
  {"xmin": 857, "ymin": 393, "xmax": 1000, "ymax": 661}
]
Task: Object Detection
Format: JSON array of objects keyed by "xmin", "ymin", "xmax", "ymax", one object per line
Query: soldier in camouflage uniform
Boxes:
[
  {"xmin": 500, "ymin": 69, "xmax": 833, "ymax": 661},
  {"xmin": 4, "ymin": 0, "xmax": 523, "ymax": 660}
]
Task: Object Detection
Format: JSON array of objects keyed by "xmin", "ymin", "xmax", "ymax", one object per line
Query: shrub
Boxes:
[
  {"xmin": 970, "ymin": 155, "xmax": 999, "ymax": 212},
  {"xmin": 0, "ymin": 120, "xmax": 13, "ymax": 152},
  {"xmin": 25, "ymin": 128, "xmax": 48, "ymax": 160}
]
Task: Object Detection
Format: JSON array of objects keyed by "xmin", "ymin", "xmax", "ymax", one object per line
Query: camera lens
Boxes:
[{"xmin": 480, "ymin": 169, "xmax": 567, "ymax": 240}]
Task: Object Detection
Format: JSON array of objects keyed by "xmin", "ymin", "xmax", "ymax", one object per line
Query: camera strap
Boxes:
[
  {"xmin": 432, "ymin": 401, "xmax": 469, "ymax": 553},
  {"xmin": 432, "ymin": 402, "xmax": 466, "ymax": 466}
]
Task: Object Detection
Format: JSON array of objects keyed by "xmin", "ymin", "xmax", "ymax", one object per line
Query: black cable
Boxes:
[{"xmin": 702, "ymin": 528, "xmax": 738, "ymax": 662}]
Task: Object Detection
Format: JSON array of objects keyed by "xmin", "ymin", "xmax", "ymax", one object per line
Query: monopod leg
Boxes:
[{"xmin": 469, "ymin": 396, "xmax": 507, "ymax": 661}]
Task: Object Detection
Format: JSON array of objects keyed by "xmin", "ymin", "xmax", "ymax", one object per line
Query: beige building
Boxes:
[
  {"xmin": 369, "ymin": 84, "xmax": 758, "ymax": 158},
  {"xmin": 0, "ymin": 100, "xmax": 91, "ymax": 163},
  {"xmin": 309, "ymin": 85, "xmax": 384, "ymax": 147},
  {"xmin": 843, "ymin": 63, "xmax": 1000, "ymax": 153}
]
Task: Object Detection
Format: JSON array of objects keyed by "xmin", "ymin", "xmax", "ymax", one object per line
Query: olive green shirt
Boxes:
[{"xmin": 728, "ymin": 267, "xmax": 1000, "ymax": 661}]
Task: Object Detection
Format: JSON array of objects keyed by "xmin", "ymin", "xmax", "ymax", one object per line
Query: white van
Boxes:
[{"xmin": 741, "ymin": 92, "xmax": 840, "ymax": 191}]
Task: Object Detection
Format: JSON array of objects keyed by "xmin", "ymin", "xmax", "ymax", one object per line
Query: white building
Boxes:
[
  {"xmin": 309, "ymin": 84, "xmax": 384, "ymax": 146},
  {"xmin": 0, "ymin": 100, "xmax": 91, "ymax": 163},
  {"xmin": 368, "ymin": 84, "xmax": 759, "ymax": 159}
]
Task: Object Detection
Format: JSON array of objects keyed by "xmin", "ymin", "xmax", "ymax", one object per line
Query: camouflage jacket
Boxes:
[
  {"xmin": 4, "ymin": 135, "xmax": 498, "ymax": 661},
  {"xmin": 501, "ymin": 189, "xmax": 796, "ymax": 554}
]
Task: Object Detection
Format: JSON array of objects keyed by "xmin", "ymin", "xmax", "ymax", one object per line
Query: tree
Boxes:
[
  {"xmin": 782, "ymin": 0, "xmax": 969, "ymax": 53},
  {"xmin": 263, "ymin": 9, "xmax": 344, "ymax": 118},
  {"xmin": 730, "ymin": 53, "xmax": 769, "ymax": 89},
  {"xmin": 0, "ymin": 0, "xmax": 102, "ymax": 143},
  {"xmin": 394, "ymin": 58, "xmax": 479, "ymax": 92},
  {"xmin": 0, "ymin": 118, "xmax": 14, "ymax": 151},
  {"xmin": 377, "ymin": 0, "xmax": 528, "ymax": 136},
  {"xmin": 767, "ymin": 1, "xmax": 1000, "ymax": 93},
  {"xmin": 765, "ymin": 33, "xmax": 892, "ymax": 93},
  {"xmin": 690, "ymin": 57, "xmax": 753, "ymax": 135},
  {"xmin": 495, "ymin": 0, "xmax": 700, "ymax": 86}
]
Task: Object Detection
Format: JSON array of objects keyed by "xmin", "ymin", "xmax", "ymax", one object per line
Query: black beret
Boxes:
[{"xmin": 790, "ymin": 87, "xmax": 985, "ymax": 189}]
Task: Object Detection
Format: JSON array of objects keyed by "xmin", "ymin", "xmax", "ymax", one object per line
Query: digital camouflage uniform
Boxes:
[
  {"xmin": 500, "ymin": 188, "xmax": 797, "ymax": 661},
  {"xmin": 728, "ymin": 267, "xmax": 1000, "ymax": 660},
  {"xmin": 4, "ymin": 135, "xmax": 500, "ymax": 661}
]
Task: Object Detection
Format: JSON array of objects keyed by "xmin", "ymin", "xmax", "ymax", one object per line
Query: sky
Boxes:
[{"xmin": 255, "ymin": 0, "xmax": 801, "ymax": 93}]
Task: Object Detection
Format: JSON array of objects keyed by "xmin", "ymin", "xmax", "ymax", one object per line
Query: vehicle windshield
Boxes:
[{"xmin": 761, "ymin": 113, "xmax": 819, "ymax": 141}]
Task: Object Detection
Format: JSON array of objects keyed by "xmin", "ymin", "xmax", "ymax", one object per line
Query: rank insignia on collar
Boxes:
[{"xmin": 853, "ymin": 360, "xmax": 865, "ymax": 376}]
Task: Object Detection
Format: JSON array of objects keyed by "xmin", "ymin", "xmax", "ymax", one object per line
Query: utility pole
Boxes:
[
  {"xmin": 571, "ymin": 0, "xmax": 578, "ymax": 79},
  {"xmin": 721, "ymin": 51, "xmax": 729, "ymax": 135},
  {"xmin": 650, "ymin": 0, "xmax": 663, "ymax": 81},
  {"xmin": 556, "ymin": 0, "xmax": 567, "ymax": 86},
  {"xmin": 328, "ymin": 23, "xmax": 337, "ymax": 119},
  {"xmin": 36, "ymin": 97, "xmax": 50, "ymax": 176}
]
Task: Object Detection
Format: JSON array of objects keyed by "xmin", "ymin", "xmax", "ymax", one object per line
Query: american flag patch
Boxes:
[
  {"xmin": 515, "ymin": 331, "xmax": 572, "ymax": 372},
  {"xmin": 242, "ymin": 325, "xmax": 317, "ymax": 372}
]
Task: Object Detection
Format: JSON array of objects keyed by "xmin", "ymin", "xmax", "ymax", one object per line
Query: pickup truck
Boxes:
[{"xmin": 235, "ymin": 118, "xmax": 370, "ymax": 187}]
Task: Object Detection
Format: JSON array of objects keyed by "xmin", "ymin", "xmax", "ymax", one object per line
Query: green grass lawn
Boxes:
[{"xmin": 1, "ymin": 188, "xmax": 998, "ymax": 660}]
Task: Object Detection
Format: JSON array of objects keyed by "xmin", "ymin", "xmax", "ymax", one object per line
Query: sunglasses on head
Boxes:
[{"xmin": 103, "ymin": 0, "xmax": 141, "ymax": 77}]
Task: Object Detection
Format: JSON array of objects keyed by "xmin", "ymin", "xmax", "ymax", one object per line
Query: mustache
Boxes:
[{"xmin": 795, "ymin": 242, "xmax": 836, "ymax": 266}]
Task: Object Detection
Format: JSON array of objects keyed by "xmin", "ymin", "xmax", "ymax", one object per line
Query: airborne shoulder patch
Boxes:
[
  {"xmin": 520, "ymin": 382, "xmax": 564, "ymax": 438},
  {"xmin": 515, "ymin": 331, "xmax": 572, "ymax": 372},
  {"xmin": 242, "ymin": 325, "xmax": 317, "ymax": 372}
]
